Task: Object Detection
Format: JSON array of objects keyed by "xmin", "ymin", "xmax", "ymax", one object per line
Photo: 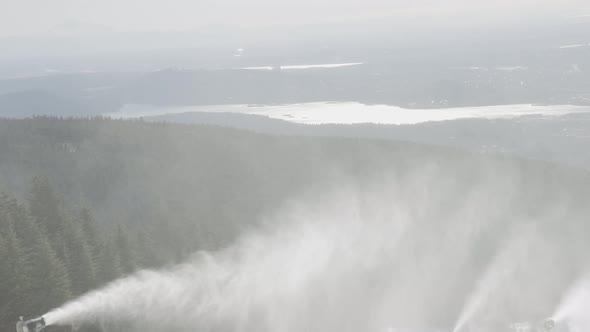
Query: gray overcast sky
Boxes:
[{"xmin": 0, "ymin": 0, "xmax": 588, "ymax": 38}]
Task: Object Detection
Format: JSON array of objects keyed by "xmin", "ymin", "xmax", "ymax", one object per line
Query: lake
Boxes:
[{"xmin": 107, "ymin": 102, "xmax": 590, "ymax": 125}]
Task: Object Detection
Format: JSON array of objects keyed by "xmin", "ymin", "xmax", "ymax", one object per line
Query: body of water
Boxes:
[{"xmin": 107, "ymin": 102, "xmax": 590, "ymax": 125}]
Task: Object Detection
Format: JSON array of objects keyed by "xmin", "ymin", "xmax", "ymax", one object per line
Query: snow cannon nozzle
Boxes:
[
  {"xmin": 16, "ymin": 316, "xmax": 46, "ymax": 332},
  {"xmin": 543, "ymin": 318, "xmax": 556, "ymax": 332}
]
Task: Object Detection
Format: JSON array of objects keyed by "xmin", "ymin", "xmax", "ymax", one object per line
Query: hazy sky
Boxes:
[{"xmin": 1, "ymin": 0, "xmax": 588, "ymax": 38}]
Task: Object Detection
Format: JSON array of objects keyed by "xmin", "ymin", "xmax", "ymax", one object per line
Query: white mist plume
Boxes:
[
  {"xmin": 452, "ymin": 227, "xmax": 537, "ymax": 332},
  {"xmin": 42, "ymin": 168, "xmax": 584, "ymax": 332},
  {"xmin": 552, "ymin": 276, "xmax": 590, "ymax": 332}
]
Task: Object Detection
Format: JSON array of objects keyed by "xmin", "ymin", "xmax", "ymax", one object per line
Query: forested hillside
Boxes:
[
  {"xmin": 2, "ymin": 118, "xmax": 590, "ymax": 331},
  {"xmin": 0, "ymin": 117, "xmax": 471, "ymax": 257},
  {"xmin": 1, "ymin": 117, "xmax": 590, "ymax": 260},
  {"xmin": 148, "ymin": 110, "xmax": 590, "ymax": 170},
  {"xmin": 0, "ymin": 177, "xmax": 148, "ymax": 332}
]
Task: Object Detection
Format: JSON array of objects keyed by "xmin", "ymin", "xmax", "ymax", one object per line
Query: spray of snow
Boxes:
[
  {"xmin": 452, "ymin": 228, "xmax": 536, "ymax": 332},
  {"xmin": 552, "ymin": 277, "xmax": 590, "ymax": 332},
  {"xmin": 42, "ymin": 168, "xmax": 586, "ymax": 332}
]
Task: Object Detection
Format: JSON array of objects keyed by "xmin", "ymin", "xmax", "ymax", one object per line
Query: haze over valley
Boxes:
[{"xmin": 2, "ymin": 2, "xmax": 590, "ymax": 332}]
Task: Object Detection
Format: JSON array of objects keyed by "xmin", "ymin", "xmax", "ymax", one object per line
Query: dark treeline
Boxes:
[
  {"xmin": 0, "ymin": 176, "xmax": 155, "ymax": 332},
  {"xmin": 148, "ymin": 110, "xmax": 590, "ymax": 170}
]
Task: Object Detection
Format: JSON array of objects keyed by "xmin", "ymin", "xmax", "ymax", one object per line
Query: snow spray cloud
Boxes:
[
  {"xmin": 552, "ymin": 276, "xmax": 590, "ymax": 331},
  {"xmin": 451, "ymin": 203, "xmax": 587, "ymax": 332},
  {"xmin": 452, "ymin": 226, "xmax": 537, "ymax": 332},
  {"xmin": 43, "ymin": 166, "xmax": 587, "ymax": 332}
]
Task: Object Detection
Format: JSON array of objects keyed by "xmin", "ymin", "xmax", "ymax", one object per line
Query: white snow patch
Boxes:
[{"xmin": 241, "ymin": 63, "xmax": 364, "ymax": 71}]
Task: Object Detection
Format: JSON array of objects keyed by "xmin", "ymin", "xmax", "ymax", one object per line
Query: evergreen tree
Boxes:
[
  {"xmin": 135, "ymin": 227, "xmax": 158, "ymax": 269},
  {"xmin": 0, "ymin": 225, "xmax": 32, "ymax": 328},
  {"xmin": 27, "ymin": 230, "xmax": 71, "ymax": 315},
  {"xmin": 115, "ymin": 225, "xmax": 136, "ymax": 275},
  {"xmin": 0, "ymin": 193, "xmax": 36, "ymax": 245},
  {"xmin": 96, "ymin": 239, "xmax": 122, "ymax": 285},
  {"xmin": 63, "ymin": 220, "xmax": 96, "ymax": 296},
  {"xmin": 79, "ymin": 208, "xmax": 100, "ymax": 258},
  {"xmin": 28, "ymin": 177, "xmax": 65, "ymax": 239},
  {"xmin": 0, "ymin": 232, "xmax": 16, "ymax": 329}
]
